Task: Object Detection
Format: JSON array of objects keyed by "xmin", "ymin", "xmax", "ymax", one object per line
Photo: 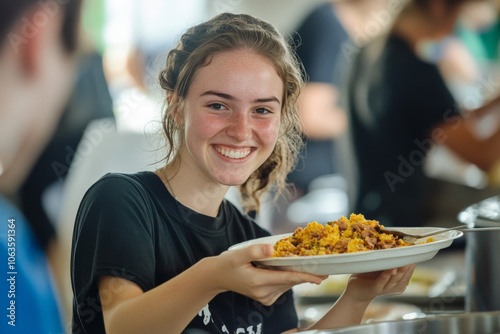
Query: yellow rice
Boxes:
[{"xmin": 272, "ymin": 213, "xmax": 414, "ymax": 257}]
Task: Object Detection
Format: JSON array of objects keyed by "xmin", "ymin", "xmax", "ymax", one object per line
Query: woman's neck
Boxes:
[{"xmin": 158, "ymin": 164, "xmax": 229, "ymax": 218}]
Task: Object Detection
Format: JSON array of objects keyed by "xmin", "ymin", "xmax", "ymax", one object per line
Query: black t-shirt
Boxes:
[
  {"xmin": 288, "ymin": 3, "xmax": 351, "ymax": 191},
  {"xmin": 347, "ymin": 33, "xmax": 460, "ymax": 227},
  {"xmin": 71, "ymin": 172, "xmax": 298, "ymax": 333}
]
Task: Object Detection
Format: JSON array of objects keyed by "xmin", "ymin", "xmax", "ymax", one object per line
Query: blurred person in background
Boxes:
[
  {"xmin": 428, "ymin": 0, "xmax": 500, "ymax": 92},
  {"xmin": 293, "ymin": 0, "xmax": 394, "ymax": 152},
  {"xmin": 0, "ymin": 0, "xmax": 82, "ymax": 332},
  {"xmin": 17, "ymin": 49, "xmax": 114, "ymax": 257},
  {"xmin": 16, "ymin": 0, "xmax": 114, "ymax": 319},
  {"xmin": 454, "ymin": 0, "xmax": 500, "ymax": 73},
  {"xmin": 345, "ymin": 0, "xmax": 500, "ymax": 229},
  {"xmin": 17, "ymin": 40, "xmax": 114, "ymax": 330},
  {"xmin": 18, "ymin": 0, "xmax": 114, "ymax": 257},
  {"xmin": 270, "ymin": 0, "xmax": 395, "ymax": 233}
]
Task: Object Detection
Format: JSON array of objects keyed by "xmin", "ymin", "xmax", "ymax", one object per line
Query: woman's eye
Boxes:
[
  {"xmin": 208, "ymin": 103, "xmax": 225, "ymax": 110},
  {"xmin": 255, "ymin": 107, "xmax": 271, "ymax": 115}
]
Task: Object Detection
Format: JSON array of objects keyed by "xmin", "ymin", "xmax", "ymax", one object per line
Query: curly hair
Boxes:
[{"xmin": 158, "ymin": 12, "xmax": 304, "ymax": 213}]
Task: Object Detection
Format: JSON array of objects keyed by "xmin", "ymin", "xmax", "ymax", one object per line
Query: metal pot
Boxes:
[
  {"xmin": 458, "ymin": 195, "xmax": 500, "ymax": 312},
  {"xmin": 297, "ymin": 311, "xmax": 500, "ymax": 334}
]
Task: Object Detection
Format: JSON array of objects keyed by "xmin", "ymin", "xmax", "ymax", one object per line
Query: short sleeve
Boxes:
[{"xmin": 71, "ymin": 174, "xmax": 157, "ymax": 303}]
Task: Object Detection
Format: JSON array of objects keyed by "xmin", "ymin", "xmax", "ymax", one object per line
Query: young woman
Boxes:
[{"xmin": 71, "ymin": 13, "xmax": 415, "ymax": 334}]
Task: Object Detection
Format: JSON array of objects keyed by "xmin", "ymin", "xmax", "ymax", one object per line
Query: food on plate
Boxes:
[{"xmin": 272, "ymin": 213, "xmax": 415, "ymax": 257}]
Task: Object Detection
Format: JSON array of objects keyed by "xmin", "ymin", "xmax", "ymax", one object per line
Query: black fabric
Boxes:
[
  {"xmin": 288, "ymin": 3, "xmax": 351, "ymax": 192},
  {"xmin": 347, "ymin": 33, "xmax": 460, "ymax": 227},
  {"xmin": 71, "ymin": 172, "xmax": 298, "ymax": 333}
]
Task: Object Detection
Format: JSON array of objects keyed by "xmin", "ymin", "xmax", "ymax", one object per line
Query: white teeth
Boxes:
[{"xmin": 216, "ymin": 147, "xmax": 250, "ymax": 159}]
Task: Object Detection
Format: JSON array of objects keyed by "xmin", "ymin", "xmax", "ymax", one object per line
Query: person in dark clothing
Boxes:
[
  {"xmin": 71, "ymin": 12, "xmax": 415, "ymax": 334},
  {"xmin": 289, "ymin": 2, "xmax": 350, "ymax": 193},
  {"xmin": 270, "ymin": 1, "xmax": 392, "ymax": 232},
  {"xmin": 346, "ymin": 0, "xmax": 500, "ymax": 227}
]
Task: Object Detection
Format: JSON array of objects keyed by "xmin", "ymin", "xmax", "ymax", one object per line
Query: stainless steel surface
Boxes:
[
  {"xmin": 458, "ymin": 195, "xmax": 500, "ymax": 312},
  {"xmin": 299, "ymin": 311, "xmax": 500, "ymax": 334},
  {"xmin": 458, "ymin": 195, "xmax": 500, "ymax": 227}
]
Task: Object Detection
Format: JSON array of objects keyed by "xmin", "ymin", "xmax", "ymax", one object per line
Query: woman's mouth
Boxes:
[{"xmin": 214, "ymin": 145, "xmax": 251, "ymax": 159}]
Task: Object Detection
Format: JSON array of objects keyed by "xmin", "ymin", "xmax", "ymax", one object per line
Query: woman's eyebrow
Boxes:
[
  {"xmin": 255, "ymin": 96, "xmax": 281, "ymax": 104},
  {"xmin": 201, "ymin": 90, "xmax": 234, "ymax": 100},
  {"xmin": 200, "ymin": 90, "xmax": 281, "ymax": 104}
]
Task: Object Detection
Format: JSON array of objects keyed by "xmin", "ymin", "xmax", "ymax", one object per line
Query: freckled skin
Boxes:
[{"xmin": 179, "ymin": 49, "xmax": 284, "ymax": 186}]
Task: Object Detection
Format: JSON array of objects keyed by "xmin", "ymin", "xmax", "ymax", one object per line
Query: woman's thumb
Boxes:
[{"xmin": 238, "ymin": 243, "xmax": 273, "ymax": 262}]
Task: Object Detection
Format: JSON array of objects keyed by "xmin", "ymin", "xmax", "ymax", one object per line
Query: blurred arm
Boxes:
[
  {"xmin": 441, "ymin": 94, "xmax": 500, "ymax": 171},
  {"xmin": 298, "ymin": 83, "xmax": 347, "ymax": 139}
]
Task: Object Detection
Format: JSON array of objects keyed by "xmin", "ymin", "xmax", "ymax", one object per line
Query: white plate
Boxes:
[{"xmin": 229, "ymin": 227, "xmax": 463, "ymax": 275}]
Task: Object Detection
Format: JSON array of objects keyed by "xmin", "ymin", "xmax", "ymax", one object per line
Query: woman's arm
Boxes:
[
  {"xmin": 99, "ymin": 244, "xmax": 326, "ymax": 334},
  {"xmin": 99, "ymin": 258, "xmax": 217, "ymax": 334}
]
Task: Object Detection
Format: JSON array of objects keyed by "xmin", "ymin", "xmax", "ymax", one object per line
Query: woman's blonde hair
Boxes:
[{"xmin": 158, "ymin": 12, "xmax": 304, "ymax": 213}]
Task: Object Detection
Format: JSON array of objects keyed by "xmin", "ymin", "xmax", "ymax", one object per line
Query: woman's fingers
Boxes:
[
  {"xmin": 218, "ymin": 244, "xmax": 328, "ymax": 305},
  {"xmin": 346, "ymin": 264, "xmax": 418, "ymax": 302},
  {"xmin": 392, "ymin": 264, "xmax": 416, "ymax": 292},
  {"xmin": 381, "ymin": 264, "xmax": 416, "ymax": 294},
  {"xmin": 278, "ymin": 269, "xmax": 328, "ymax": 286},
  {"xmin": 232, "ymin": 244, "xmax": 327, "ymax": 285},
  {"xmin": 233, "ymin": 244, "xmax": 274, "ymax": 263},
  {"xmin": 255, "ymin": 271, "xmax": 327, "ymax": 305}
]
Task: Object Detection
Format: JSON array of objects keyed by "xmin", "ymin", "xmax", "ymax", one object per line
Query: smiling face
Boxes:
[{"xmin": 176, "ymin": 49, "xmax": 284, "ymax": 187}]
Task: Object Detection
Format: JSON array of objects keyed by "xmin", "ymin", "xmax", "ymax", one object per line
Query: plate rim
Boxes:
[{"xmin": 229, "ymin": 227, "xmax": 463, "ymax": 264}]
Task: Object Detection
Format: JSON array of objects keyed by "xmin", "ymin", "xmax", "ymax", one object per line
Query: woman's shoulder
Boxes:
[
  {"xmin": 79, "ymin": 171, "xmax": 164, "ymax": 211},
  {"xmin": 74, "ymin": 172, "xmax": 166, "ymax": 234},
  {"xmin": 86, "ymin": 171, "xmax": 159, "ymax": 194}
]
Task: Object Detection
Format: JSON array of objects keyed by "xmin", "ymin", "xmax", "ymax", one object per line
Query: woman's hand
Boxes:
[
  {"xmin": 306, "ymin": 264, "xmax": 416, "ymax": 330},
  {"xmin": 344, "ymin": 264, "xmax": 416, "ymax": 302},
  {"xmin": 206, "ymin": 244, "xmax": 327, "ymax": 306}
]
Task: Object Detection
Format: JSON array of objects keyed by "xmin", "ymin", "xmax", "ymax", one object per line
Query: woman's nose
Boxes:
[{"xmin": 226, "ymin": 111, "xmax": 252, "ymax": 141}]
